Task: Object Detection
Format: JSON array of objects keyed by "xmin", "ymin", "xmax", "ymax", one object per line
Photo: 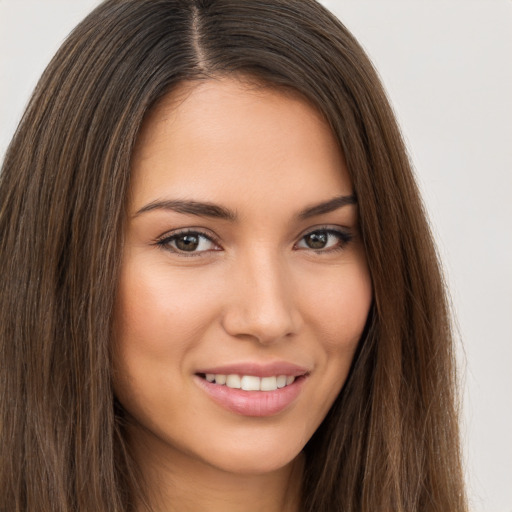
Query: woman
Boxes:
[{"xmin": 0, "ymin": 0, "xmax": 467, "ymax": 510}]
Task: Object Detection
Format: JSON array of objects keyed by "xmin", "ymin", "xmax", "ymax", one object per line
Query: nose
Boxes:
[{"xmin": 220, "ymin": 249, "xmax": 301, "ymax": 345}]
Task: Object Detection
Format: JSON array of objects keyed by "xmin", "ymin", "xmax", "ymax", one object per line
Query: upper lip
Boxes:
[{"xmin": 195, "ymin": 361, "xmax": 310, "ymax": 378}]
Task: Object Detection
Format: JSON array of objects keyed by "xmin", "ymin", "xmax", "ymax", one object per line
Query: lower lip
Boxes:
[{"xmin": 195, "ymin": 375, "xmax": 306, "ymax": 417}]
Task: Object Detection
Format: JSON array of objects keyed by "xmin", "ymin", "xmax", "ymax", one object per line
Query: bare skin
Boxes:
[
  {"xmin": 113, "ymin": 77, "xmax": 372, "ymax": 511},
  {"xmin": 129, "ymin": 427, "xmax": 304, "ymax": 511}
]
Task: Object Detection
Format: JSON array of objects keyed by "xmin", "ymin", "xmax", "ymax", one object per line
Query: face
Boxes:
[{"xmin": 113, "ymin": 77, "xmax": 372, "ymax": 476}]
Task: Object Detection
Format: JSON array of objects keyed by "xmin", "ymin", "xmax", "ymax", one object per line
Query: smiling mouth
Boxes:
[
  {"xmin": 195, "ymin": 370, "xmax": 308, "ymax": 416},
  {"xmin": 197, "ymin": 373, "xmax": 301, "ymax": 391}
]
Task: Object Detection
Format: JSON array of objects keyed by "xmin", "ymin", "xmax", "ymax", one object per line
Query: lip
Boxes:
[
  {"xmin": 194, "ymin": 361, "xmax": 310, "ymax": 417},
  {"xmin": 195, "ymin": 361, "xmax": 309, "ymax": 378},
  {"xmin": 195, "ymin": 374, "xmax": 306, "ymax": 417}
]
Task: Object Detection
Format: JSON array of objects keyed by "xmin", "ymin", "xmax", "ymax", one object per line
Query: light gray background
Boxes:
[{"xmin": 1, "ymin": 1, "xmax": 511, "ymax": 511}]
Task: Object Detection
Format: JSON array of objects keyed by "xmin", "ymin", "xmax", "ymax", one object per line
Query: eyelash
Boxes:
[
  {"xmin": 295, "ymin": 227, "xmax": 353, "ymax": 253},
  {"xmin": 154, "ymin": 226, "xmax": 354, "ymax": 256},
  {"xmin": 154, "ymin": 229, "xmax": 221, "ymax": 257}
]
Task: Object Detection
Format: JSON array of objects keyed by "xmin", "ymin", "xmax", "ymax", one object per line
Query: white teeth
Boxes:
[
  {"xmin": 260, "ymin": 376, "xmax": 277, "ymax": 391},
  {"xmin": 276, "ymin": 375, "xmax": 287, "ymax": 388},
  {"xmin": 241, "ymin": 375, "xmax": 260, "ymax": 391},
  {"xmin": 204, "ymin": 373, "xmax": 298, "ymax": 391},
  {"xmin": 215, "ymin": 374, "xmax": 226, "ymax": 385},
  {"xmin": 226, "ymin": 374, "xmax": 241, "ymax": 388}
]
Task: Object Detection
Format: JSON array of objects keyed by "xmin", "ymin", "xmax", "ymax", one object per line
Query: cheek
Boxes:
[
  {"xmin": 114, "ymin": 258, "xmax": 221, "ymax": 356},
  {"xmin": 302, "ymin": 259, "xmax": 373, "ymax": 355},
  {"xmin": 111, "ymin": 259, "xmax": 221, "ymax": 417},
  {"xmin": 111, "ymin": 260, "xmax": 224, "ymax": 418},
  {"xmin": 297, "ymin": 265, "xmax": 371, "ymax": 424}
]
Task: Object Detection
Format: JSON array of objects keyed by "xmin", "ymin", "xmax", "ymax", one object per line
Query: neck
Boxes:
[{"xmin": 128, "ymin": 425, "xmax": 304, "ymax": 512}]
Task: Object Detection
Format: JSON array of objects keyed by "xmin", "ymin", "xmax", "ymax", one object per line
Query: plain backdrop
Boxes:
[{"xmin": 1, "ymin": 1, "xmax": 511, "ymax": 511}]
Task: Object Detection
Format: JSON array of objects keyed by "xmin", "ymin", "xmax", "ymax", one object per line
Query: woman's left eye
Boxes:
[
  {"xmin": 295, "ymin": 229, "xmax": 352, "ymax": 252},
  {"xmin": 156, "ymin": 231, "xmax": 219, "ymax": 254}
]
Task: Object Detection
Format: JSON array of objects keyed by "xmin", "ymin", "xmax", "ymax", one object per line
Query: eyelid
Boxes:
[
  {"xmin": 153, "ymin": 225, "xmax": 354, "ymax": 256},
  {"xmin": 294, "ymin": 225, "xmax": 354, "ymax": 251},
  {"xmin": 154, "ymin": 228, "xmax": 222, "ymax": 255}
]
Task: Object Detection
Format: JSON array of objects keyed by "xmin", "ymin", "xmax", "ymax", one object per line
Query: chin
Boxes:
[
  {"xmin": 206, "ymin": 449, "xmax": 302, "ymax": 476},
  {"xmin": 200, "ymin": 430, "xmax": 308, "ymax": 475}
]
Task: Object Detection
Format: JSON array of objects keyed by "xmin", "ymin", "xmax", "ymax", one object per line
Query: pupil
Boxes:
[
  {"xmin": 176, "ymin": 234, "xmax": 199, "ymax": 251},
  {"xmin": 306, "ymin": 232, "xmax": 327, "ymax": 249}
]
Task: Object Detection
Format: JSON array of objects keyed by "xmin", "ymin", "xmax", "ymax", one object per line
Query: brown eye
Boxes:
[
  {"xmin": 175, "ymin": 234, "xmax": 200, "ymax": 252},
  {"xmin": 157, "ymin": 231, "xmax": 218, "ymax": 254},
  {"xmin": 304, "ymin": 232, "xmax": 328, "ymax": 249},
  {"xmin": 296, "ymin": 228, "xmax": 353, "ymax": 252}
]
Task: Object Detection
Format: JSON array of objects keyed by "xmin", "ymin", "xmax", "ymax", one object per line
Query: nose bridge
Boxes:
[{"xmin": 222, "ymin": 245, "xmax": 300, "ymax": 343}]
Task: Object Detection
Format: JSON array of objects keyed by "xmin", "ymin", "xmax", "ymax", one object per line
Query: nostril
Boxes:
[{"xmin": 221, "ymin": 307, "xmax": 300, "ymax": 345}]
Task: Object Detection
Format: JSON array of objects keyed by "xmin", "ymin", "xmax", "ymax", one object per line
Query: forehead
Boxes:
[{"xmin": 129, "ymin": 77, "xmax": 352, "ymax": 212}]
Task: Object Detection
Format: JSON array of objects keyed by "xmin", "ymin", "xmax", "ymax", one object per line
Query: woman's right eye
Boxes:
[{"xmin": 156, "ymin": 231, "xmax": 220, "ymax": 255}]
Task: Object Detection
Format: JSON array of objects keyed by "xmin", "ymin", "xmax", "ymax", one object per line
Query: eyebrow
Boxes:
[
  {"xmin": 134, "ymin": 194, "xmax": 357, "ymax": 221},
  {"xmin": 298, "ymin": 194, "xmax": 357, "ymax": 219},
  {"xmin": 134, "ymin": 199, "xmax": 237, "ymax": 220}
]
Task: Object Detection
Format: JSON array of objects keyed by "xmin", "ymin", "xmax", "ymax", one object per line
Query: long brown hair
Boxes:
[{"xmin": 0, "ymin": 1, "xmax": 466, "ymax": 510}]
